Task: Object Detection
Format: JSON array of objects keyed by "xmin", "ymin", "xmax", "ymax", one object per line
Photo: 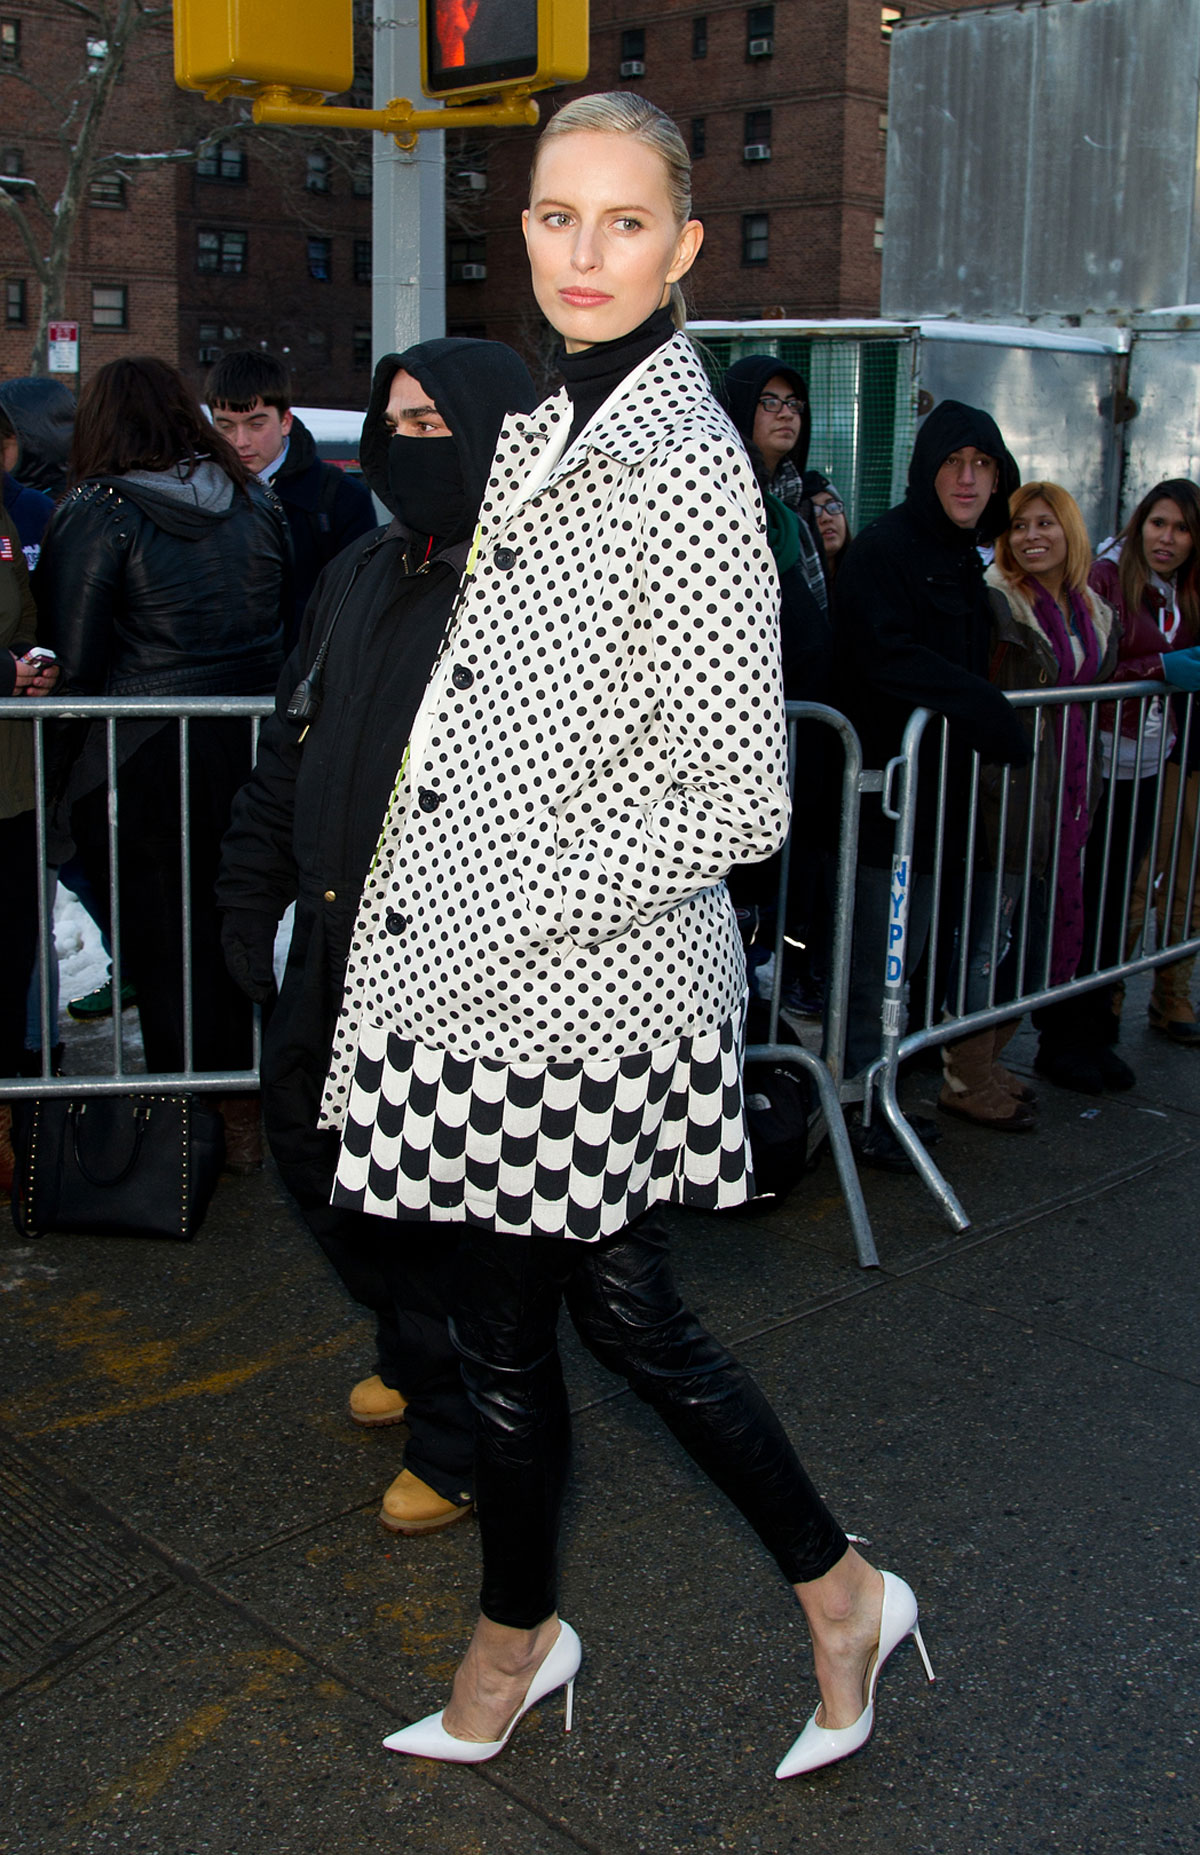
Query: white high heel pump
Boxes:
[
  {"xmin": 382, "ymin": 1620, "xmax": 581, "ymax": 1765},
  {"xmin": 775, "ymin": 1570, "xmax": 934, "ymax": 1780}
]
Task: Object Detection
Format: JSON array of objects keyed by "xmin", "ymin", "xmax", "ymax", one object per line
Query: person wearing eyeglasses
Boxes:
[
  {"xmin": 804, "ymin": 471, "xmax": 852, "ymax": 582},
  {"xmin": 720, "ymin": 358, "xmax": 829, "ymax": 615}
]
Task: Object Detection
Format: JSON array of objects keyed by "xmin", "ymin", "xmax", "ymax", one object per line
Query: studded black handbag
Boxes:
[{"xmin": 9, "ymin": 1093, "xmax": 225, "ymax": 1242}]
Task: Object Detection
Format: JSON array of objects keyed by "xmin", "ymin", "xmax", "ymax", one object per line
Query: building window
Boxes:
[
  {"xmin": 91, "ymin": 284, "xmax": 127, "ymax": 329},
  {"xmin": 197, "ymin": 228, "xmax": 247, "ymax": 274},
  {"xmin": 307, "ymin": 327, "xmax": 329, "ymax": 354},
  {"xmin": 881, "ymin": 6, "xmax": 903, "ymax": 38},
  {"xmin": 1, "ymin": 147, "xmax": 21, "ymax": 176},
  {"xmin": 744, "ymin": 109, "xmax": 772, "ymax": 159},
  {"xmin": 619, "ymin": 27, "xmax": 645, "ymax": 75},
  {"xmin": 691, "ymin": 118, "xmax": 707, "ymax": 159},
  {"xmin": 305, "ymin": 150, "xmax": 331, "ymax": 193},
  {"xmin": 742, "ymin": 212, "xmax": 769, "ymax": 266},
  {"xmin": 5, "ymin": 278, "xmax": 26, "ymax": 325},
  {"xmin": 89, "ymin": 173, "xmax": 126, "ymax": 208},
  {"xmin": 307, "ymin": 237, "xmax": 332, "ymax": 281},
  {"xmin": 196, "ymin": 142, "xmax": 246, "ymax": 184},
  {"xmin": 197, "ymin": 319, "xmax": 243, "ymax": 362},
  {"xmin": 879, "ymin": 109, "xmax": 889, "ymax": 151},
  {"xmin": 747, "ymin": 6, "xmax": 774, "ymax": 55},
  {"xmin": 1, "ymin": 18, "xmax": 21, "ymax": 63},
  {"xmin": 874, "ymin": 215, "xmax": 886, "ymax": 253},
  {"xmin": 692, "ymin": 16, "xmax": 707, "ymax": 58},
  {"xmin": 353, "ymin": 324, "xmax": 372, "ymax": 371},
  {"xmin": 354, "ymin": 239, "xmax": 372, "ymax": 284},
  {"xmin": 449, "ymin": 237, "xmax": 487, "ymax": 282},
  {"xmin": 352, "ymin": 158, "xmax": 372, "ymax": 198}
]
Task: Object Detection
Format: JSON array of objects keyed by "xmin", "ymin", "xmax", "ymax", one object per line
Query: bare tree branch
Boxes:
[{"xmin": 0, "ymin": 187, "xmax": 53, "ymax": 283}]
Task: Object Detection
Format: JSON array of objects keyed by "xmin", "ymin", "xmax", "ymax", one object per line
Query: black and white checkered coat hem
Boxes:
[{"xmin": 329, "ymin": 1002, "xmax": 754, "ymax": 1243}]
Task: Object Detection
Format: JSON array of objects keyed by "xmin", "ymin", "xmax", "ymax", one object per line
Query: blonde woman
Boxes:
[{"xmin": 324, "ymin": 94, "xmax": 931, "ymax": 1781}]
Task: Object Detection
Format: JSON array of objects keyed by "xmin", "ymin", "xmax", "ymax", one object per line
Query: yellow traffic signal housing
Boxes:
[
  {"xmin": 421, "ymin": 0, "xmax": 589, "ymax": 104},
  {"xmin": 174, "ymin": 0, "xmax": 355, "ymax": 99}
]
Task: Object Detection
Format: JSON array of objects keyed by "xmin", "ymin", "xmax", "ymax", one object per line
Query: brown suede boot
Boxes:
[
  {"xmin": 940, "ymin": 1028, "xmax": 1036, "ymax": 1131},
  {"xmin": 991, "ymin": 1017, "xmax": 1037, "ymax": 1102},
  {"xmin": 219, "ymin": 1094, "xmax": 264, "ymax": 1175},
  {"xmin": 0, "ymin": 1103, "xmax": 14, "ymax": 1205}
]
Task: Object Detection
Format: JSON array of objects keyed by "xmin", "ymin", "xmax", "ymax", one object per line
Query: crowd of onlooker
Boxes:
[{"xmin": 2, "ymin": 338, "xmax": 1199, "ymax": 1201}]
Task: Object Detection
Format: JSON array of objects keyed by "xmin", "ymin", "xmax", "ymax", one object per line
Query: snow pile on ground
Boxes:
[{"xmin": 51, "ymin": 887, "xmax": 296, "ymax": 1003}]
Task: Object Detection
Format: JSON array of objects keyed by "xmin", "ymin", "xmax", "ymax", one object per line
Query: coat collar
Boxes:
[{"xmin": 508, "ymin": 331, "xmax": 713, "ymax": 476}]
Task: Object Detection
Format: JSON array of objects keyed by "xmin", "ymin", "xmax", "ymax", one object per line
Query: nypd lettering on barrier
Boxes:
[{"xmin": 887, "ymin": 857, "xmax": 910, "ymax": 984}]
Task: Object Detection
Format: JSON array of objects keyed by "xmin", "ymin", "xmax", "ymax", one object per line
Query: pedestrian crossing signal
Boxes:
[
  {"xmin": 174, "ymin": 0, "xmax": 355, "ymax": 98},
  {"xmin": 421, "ymin": 0, "xmax": 589, "ymax": 102}
]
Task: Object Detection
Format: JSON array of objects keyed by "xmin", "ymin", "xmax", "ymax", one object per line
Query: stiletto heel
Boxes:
[
  {"xmin": 383, "ymin": 1620, "xmax": 581, "ymax": 1765},
  {"xmin": 775, "ymin": 1571, "xmax": 933, "ymax": 1780}
]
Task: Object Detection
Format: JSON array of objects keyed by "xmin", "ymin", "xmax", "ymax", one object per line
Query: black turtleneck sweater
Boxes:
[{"xmin": 557, "ymin": 306, "xmax": 677, "ymax": 447}]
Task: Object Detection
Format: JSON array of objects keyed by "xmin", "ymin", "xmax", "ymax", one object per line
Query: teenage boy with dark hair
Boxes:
[{"xmin": 205, "ymin": 349, "xmax": 375, "ymax": 642}]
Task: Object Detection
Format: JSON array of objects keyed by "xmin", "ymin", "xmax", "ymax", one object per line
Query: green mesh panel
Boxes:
[{"xmin": 694, "ymin": 329, "xmax": 918, "ymax": 534}]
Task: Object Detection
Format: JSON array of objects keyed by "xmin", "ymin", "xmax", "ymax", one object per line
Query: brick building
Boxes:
[
  {"xmin": 0, "ymin": 2, "xmax": 374, "ymax": 405},
  {"xmin": 1, "ymin": 1, "xmax": 997, "ymax": 405},
  {"xmin": 446, "ymin": 0, "xmax": 997, "ymax": 378}
]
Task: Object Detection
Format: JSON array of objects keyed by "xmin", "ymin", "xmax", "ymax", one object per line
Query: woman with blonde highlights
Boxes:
[{"xmin": 331, "ymin": 92, "xmax": 932, "ymax": 1780}]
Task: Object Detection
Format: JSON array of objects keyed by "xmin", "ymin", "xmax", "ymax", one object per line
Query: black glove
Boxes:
[{"xmin": 221, "ymin": 908, "xmax": 279, "ymax": 1003}]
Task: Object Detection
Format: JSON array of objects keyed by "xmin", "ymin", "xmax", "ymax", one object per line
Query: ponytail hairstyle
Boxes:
[
  {"xmin": 530, "ymin": 91, "xmax": 695, "ymax": 330},
  {"xmin": 1119, "ymin": 478, "xmax": 1200, "ymax": 638}
]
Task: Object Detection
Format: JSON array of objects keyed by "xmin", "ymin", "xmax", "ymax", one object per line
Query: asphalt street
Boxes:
[{"xmin": 2, "ymin": 980, "xmax": 1197, "ymax": 1854}]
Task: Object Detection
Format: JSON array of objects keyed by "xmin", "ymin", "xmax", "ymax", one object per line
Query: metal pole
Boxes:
[{"xmin": 372, "ymin": 2, "xmax": 446, "ymax": 359}]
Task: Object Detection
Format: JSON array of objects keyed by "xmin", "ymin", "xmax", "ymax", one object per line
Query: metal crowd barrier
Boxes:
[
  {"xmin": 744, "ymin": 701, "xmax": 880, "ymax": 1268},
  {"xmin": 868, "ymin": 681, "xmax": 1200, "ymax": 1230},
  {"xmin": 3, "ymin": 694, "xmax": 887, "ymax": 1268},
  {"xmin": 0, "ymin": 695, "xmax": 271, "ymax": 1100}
]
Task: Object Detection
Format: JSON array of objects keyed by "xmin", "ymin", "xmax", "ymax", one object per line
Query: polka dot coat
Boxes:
[{"xmin": 320, "ymin": 334, "xmax": 790, "ymax": 1235}]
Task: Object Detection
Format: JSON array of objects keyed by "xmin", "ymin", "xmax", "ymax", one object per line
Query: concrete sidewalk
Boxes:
[{"xmin": 2, "ymin": 991, "xmax": 1198, "ymax": 1854}]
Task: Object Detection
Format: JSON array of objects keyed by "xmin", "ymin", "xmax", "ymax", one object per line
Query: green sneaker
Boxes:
[{"xmin": 67, "ymin": 978, "xmax": 137, "ymax": 1021}]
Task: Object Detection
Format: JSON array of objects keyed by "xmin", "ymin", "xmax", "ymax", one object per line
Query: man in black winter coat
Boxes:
[
  {"xmin": 833, "ymin": 401, "xmax": 1032, "ymax": 1165},
  {"xmin": 217, "ymin": 338, "xmax": 538, "ymax": 1535},
  {"xmin": 206, "ymin": 350, "xmax": 376, "ymax": 647}
]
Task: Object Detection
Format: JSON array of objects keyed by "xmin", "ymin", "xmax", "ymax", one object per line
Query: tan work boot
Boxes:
[
  {"xmin": 1149, "ymin": 954, "xmax": 1200, "ymax": 1043},
  {"xmin": 379, "ymin": 1469, "xmax": 473, "ymax": 1536},
  {"xmin": 939, "ymin": 1028, "xmax": 1036, "ymax": 1131},
  {"xmin": 349, "ymin": 1374, "xmax": 409, "ymax": 1427}
]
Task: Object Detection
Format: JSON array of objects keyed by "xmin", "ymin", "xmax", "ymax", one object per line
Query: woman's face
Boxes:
[
  {"xmin": 1008, "ymin": 496, "xmax": 1068, "ymax": 585},
  {"xmin": 1142, "ymin": 498, "xmax": 1194, "ymax": 579},
  {"xmin": 811, "ymin": 491, "xmax": 848, "ymax": 557},
  {"xmin": 523, "ymin": 130, "xmax": 703, "ymax": 351}
]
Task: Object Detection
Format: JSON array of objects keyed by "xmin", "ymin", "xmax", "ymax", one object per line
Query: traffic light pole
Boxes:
[{"xmin": 371, "ymin": 3, "xmax": 446, "ymax": 357}]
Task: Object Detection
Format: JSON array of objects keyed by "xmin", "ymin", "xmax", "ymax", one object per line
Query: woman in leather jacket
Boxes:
[{"xmin": 37, "ymin": 357, "xmax": 290, "ymax": 1125}]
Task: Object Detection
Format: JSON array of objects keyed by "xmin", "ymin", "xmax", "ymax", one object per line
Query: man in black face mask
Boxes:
[{"xmin": 217, "ymin": 338, "xmax": 537, "ymax": 1535}]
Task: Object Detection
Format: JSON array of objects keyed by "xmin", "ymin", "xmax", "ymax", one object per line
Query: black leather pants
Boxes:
[{"xmin": 450, "ymin": 1213, "xmax": 849, "ymax": 1629}]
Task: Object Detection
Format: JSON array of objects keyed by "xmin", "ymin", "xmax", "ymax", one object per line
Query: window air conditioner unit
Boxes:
[
  {"xmin": 458, "ymin": 170, "xmax": 487, "ymax": 191},
  {"xmin": 743, "ymin": 143, "xmax": 772, "ymax": 161},
  {"xmin": 619, "ymin": 59, "xmax": 645, "ymax": 77},
  {"xmin": 748, "ymin": 36, "xmax": 774, "ymax": 56},
  {"xmin": 455, "ymin": 263, "xmax": 488, "ymax": 281}
]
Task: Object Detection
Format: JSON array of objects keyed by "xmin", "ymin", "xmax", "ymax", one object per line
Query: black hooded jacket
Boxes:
[
  {"xmin": 833, "ymin": 399, "xmax": 1031, "ymax": 867},
  {"xmin": 216, "ymin": 337, "xmax": 537, "ymax": 987},
  {"xmin": 719, "ymin": 354, "xmax": 830, "ymax": 696}
]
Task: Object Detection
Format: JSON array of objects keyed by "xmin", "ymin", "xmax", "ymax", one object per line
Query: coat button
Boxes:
[
  {"xmin": 385, "ymin": 909, "xmax": 408, "ymax": 935},
  {"xmin": 323, "ymin": 889, "xmax": 336, "ymax": 901},
  {"xmin": 494, "ymin": 546, "xmax": 518, "ymax": 569},
  {"xmin": 418, "ymin": 787, "xmax": 442, "ymax": 812},
  {"xmin": 451, "ymin": 665, "xmax": 475, "ymax": 689}
]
